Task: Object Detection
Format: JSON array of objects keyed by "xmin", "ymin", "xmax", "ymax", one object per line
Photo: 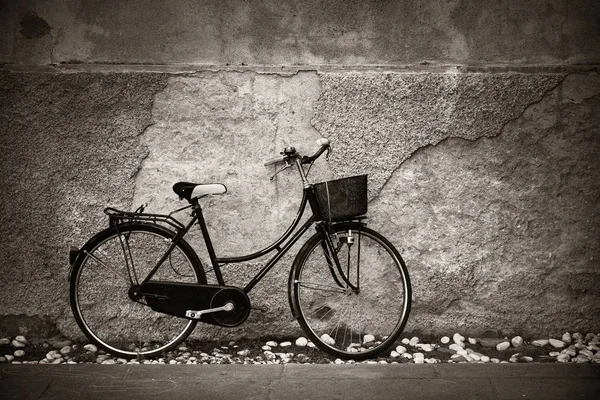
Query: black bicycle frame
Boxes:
[{"xmin": 139, "ymin": 184, "xmax": 336, "ymax": 294}]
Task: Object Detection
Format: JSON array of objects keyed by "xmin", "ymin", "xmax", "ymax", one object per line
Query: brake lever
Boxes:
[{"xmin": 270, "ymin": 161, "xmax": 292, "ymax": 181}]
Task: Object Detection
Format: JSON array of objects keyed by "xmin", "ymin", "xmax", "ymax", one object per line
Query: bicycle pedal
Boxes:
[{"xmin": 251, "ymin": 305, "xmax": 268, "ymax": 313}]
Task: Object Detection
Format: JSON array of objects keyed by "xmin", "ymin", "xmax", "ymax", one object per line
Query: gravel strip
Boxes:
[{"xmin": 1, "ymin": 332, "xmax": 598, "ymax": 365}]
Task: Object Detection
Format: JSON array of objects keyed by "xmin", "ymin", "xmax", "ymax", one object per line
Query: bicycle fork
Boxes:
[{"xmin": 319, "ymin": 225, "xmax": 360, "ymax": 294}]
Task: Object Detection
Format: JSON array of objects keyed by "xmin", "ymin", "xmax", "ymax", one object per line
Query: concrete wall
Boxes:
[{"xmin": 0, "ymin": 0, "xmax": 599, "ymax": 341}]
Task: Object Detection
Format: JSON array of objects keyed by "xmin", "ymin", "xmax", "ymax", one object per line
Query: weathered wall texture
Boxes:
[
  {"xmin": 1, "ymin": 0, "xmax": 599, "ymax": 65},
  {"xmin": 0, "ymin": 0, "xmax": 599, "ymax": 340}
]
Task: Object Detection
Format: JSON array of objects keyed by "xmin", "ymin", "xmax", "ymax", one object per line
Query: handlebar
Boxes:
[{"xmin": 262, "ymin": 138, "xmax": 330, "ymax": 166}]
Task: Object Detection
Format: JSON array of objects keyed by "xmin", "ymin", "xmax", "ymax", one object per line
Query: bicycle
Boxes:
[{"xmin": 69, "ymin": 138, "xmax": 411, "ymax": 360}]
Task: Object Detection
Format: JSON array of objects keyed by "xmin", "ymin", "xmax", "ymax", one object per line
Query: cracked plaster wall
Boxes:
[
  {"xmin": 0, "ymin": 0, "xmax": 599, "ymax": 340},
  {"xmin": 2, "ymin": 69, "xmax": 598, "ymax": 340}
]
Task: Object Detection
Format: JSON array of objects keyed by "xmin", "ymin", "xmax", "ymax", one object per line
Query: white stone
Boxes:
[
  {"xmin": 549, "ymin": 351, "xmax": 560, "ymax": 357},
  {"xmin": 364, "ymin": 334, "xmax": 376, "ymax": 344},
  {"xmin": 549, "ymin": 339, "xmax": 566, "ymax": 348},
  {"xmin": 265, "ymin": 341, "xmax": 278, "ymax": 347},
  {"xmin": 401, "ymin": 338, "xmax": 410, "ymax": 345},
  {"xmin": 453, "ymin": 333, "xmax": 465, "ymax": 344},
  {"xmin": 307, "ymin": 341, "xmax": 316, "ymax": 348},
  {"xmin": 496, "ymin": 341, "xmax": 511, "ymax": 351},
  {"xmin": 334, "ymin": 358, "xmax": 344, "ymax": 364},
  {"xmin": 237, "ymin": 349, "xmax": 250, "ymax": 357},
  {"xmin": 11, "ymin": 340, "xmax": 26, "ymax": 348},
  {"xmin": 572, "ymin": 332, "xmax": 584, "ymax": 342},
  {"xmin": 413, "ymin": 352, "xmax": 425, "ymax": 360},
  {"xmin": 262, "ymin": 345, "xmax": 272, "ymax": 351},
  {"xmin": 60, "ymin": 346, "xmax": 71, "ymax": 355},
  {"xmin": 409, "ymin": 336, "xmax": 419, "ymax": 347},
  {"xmin": 295, "ymin": 337, "xmax": 308, "ymax": 347},
  {"xmin": 14, "ymin": 350, "xmax": 25, "ymax": 357},
  {"xmin": 579, "ymin": 349, "xmax": 594, "ymax": 359},
  {"xmin": 395, "ymin": 345, "xmax": 407, "ymax": 354},
  {"xmin": 414, "ymin": 358, "xmax": 425, "ymax": 364},
  {"xmin": 0, "ymin": 338, "xmax": 10, "ymax": 345},
  {"xmin": 15, "ymin": 336, "xmax": 27, "ymax": 344},
  {"xmin": 279, "ymin": 341, "xmax": 292, "ymax": 347},
  {"xmin": 416, "ymin": 343, "xmax": 434, "ymax": 352},
  {"xmin": 449, "ymin": 343, "xmax": 465, "ymax": 352},
  {"xmin": 562, "ymin": 332, "xmax": 572, "ymax": 343},
  {"xmin": 83, "ymin": 344, "xmax": 98, "ymax": 352},
  {"xmin": 557, "ymin": 354, "xmax": 570, "ymax": 363},
  {"xmin": 480, "ymin": 355, "xmax": 491, "ymax": 363},
  {"xmin": 491, "ymin": 358, "xmax": 500, "ymax": 363},
  {"xmin": 457, "ymin": 349, "xmax": 468, "ymax": 356},
  {"xmin": 440, "ymin": 336, "xmax": 450, "ymax": 344},
  {"xmin": 574, "ymin": 354, "xmax": 590, "ymax": 363},
  {"xmin": 532, "ymin": 339, "xmax": 548, "ymax": 347},
  {"xmin": 6, "ymin": 355, "xmax": 15, "ymax": 362},
  {"xmin": 511, "ymin": 336, "xmax": 523, "ymax": 347},
  {"xmin": 522, "ymin": 356, "xmax": 534, "ymax": 362},
  {"xmin": 401, "ymin": 353, "xmax": 413, "ymax": 359},
  {"xmin": 468, "ymin": 337, "xmax": 478, "ymax": 345},
  {"xmin": 390, "ymin": 351, "xmax": 400, "ymax": 358},
  {"xmin": 0, "ymin": 356, "xmax": 6, "ymax": 363},
  {"xmin": 469, "ymin": 352, "xmax": 482, "ymax": 361},
  {"xmin": 321, "ymin": 334, "xmax": 335, "ymax": 346}
]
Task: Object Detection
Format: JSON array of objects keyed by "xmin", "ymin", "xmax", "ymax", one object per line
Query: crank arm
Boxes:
[{"xmin": 186, "ymin": 302, "xmax": 234, "ymax": 319}]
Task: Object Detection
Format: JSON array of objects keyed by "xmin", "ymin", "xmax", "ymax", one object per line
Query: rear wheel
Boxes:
[
  {"xmin": 290, "ymin": 223, "xmax": 411, "ymax": 360},
  {"xmin": 70, "ymin": 223, "xmax": 205, "ymax": 359}
]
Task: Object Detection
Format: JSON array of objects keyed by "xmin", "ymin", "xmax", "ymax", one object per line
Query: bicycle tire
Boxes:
[
  {"xmin": 70, "ymin": 222, "xmax": 206, "ymax": 359},
  {"xmin": 290, "ymin": 222, "xmax": 411, "ymax": 360}
]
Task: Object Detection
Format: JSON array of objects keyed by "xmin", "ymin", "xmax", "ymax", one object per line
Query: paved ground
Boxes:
[{"xmin": 1, "ymin": 363, "xmax": 599, "ymax": 399}]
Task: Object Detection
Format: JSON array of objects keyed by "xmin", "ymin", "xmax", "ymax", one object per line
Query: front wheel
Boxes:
[
  {"xmin": 69, "ymin": 223, "xmax": 205, "ymax": 359},
  {"xmin": 290, "ymin": 223, "xmax": 411, "ymax": 360}
]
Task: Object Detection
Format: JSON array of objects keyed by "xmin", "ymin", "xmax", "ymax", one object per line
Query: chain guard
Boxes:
[{"xmin": 140, "ymin": 281, "xmax": 250, "ymax": 328}]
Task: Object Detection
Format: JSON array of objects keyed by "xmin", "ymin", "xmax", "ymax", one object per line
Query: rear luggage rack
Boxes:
[{"xmin": 104, "ymin": 207, "xmax": 186, "ymax": 231}]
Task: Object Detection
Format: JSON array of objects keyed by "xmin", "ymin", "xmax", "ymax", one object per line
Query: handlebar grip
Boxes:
[{"xmin": 263, "ymin": 155, "xmax": 284, "ymax": 166}]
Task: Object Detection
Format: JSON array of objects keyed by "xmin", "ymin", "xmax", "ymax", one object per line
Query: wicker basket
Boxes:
[{"xmin": 314, "ymin": 175, "xmax": 368, "ymax": 222}]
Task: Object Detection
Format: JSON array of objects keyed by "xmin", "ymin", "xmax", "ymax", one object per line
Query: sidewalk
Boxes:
[{"xmin": 1, "ymin": 363, "xmax": 599, "ymax": 399}]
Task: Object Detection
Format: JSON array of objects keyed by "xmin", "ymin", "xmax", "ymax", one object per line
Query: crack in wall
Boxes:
[{"xmin": 370, "ymin": 73, "xmax": 568, "ymax": 202}]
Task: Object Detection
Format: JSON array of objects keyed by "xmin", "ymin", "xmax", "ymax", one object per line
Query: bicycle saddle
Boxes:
[{"xmin": 172, "ymin": 182, "xmax": 227, "ymax": 201}]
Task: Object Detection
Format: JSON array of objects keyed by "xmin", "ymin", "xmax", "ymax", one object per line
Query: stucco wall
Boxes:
[{"xmin": 0, "ymin": 0, "xmax": 599, "ymax": 340}]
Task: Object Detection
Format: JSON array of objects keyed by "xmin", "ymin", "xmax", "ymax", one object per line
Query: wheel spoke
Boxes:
[{"xmin": 84, "ymin": 250, "xmax": 130, "ymax": 283}]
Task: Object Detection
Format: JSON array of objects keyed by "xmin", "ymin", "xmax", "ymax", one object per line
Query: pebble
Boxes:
[
  {"xmin": 295, "ymin": 337, "xmax": 308, "ymax": 347},
  {"xmin": 395, "ymin": 345, "xmax": 407, "ymax": 354},
  {"xmin": 320, "ymin": 334, "xmax": 335, "ymax": 346},
  {"xmin": 11, "ymin": 340, "xmax": 26, "ymax": 348},
  {"xmin": 557, "ymin": 354, "xmax": 570, "ymax": 363},
  {"xmin": 440, "ymin": 336, "xmax": 450, "ymax": 344},
  {"xmin": 511, "ymin": 336, "xmax": 523, "ymax": 347},
  {"xmin": 84, "ymin": 344, "xmax": 98, "ymax": 352},
  {"xmin": 390, "ymin": 351, "xmax": 400, "ymax": 358},
  {"xmin": 453, "ymin": 333, "xmax": 465, "ymax": 344},
  {"xmin": 562, "ymin": 332, "xmax": 572, "ymax": 343},
  {"xmin": 416, "ymin": 343, "xmax": 434, "ymax": 352},
  {"xmin": 265, "ymin": 341, "xmax": 278, "ymax": 347},
  {"xmin": 409, "ymin": 336, "xmax": 419, "ymax": 347},
  {"xmin": 60, "ymin": 346, "xmax": 71, "ymax": 355},
  {"xmin": 14, "ymin": 350, "xmax": 25, "ymax": 357},
  {"xmin": 532, "ymin": 339, "xmax": 548, "ymax": 347},
  {"xmin": 279, "ymin": 341, "xmax": 292, "ymax": 347},
  {"xmin": 480, "ymin": 355, "xmax": 491, "ymax": 363},
  {"xmin": 0, "ymin": 338, "xmax": 10, "ymax": 345},
  {"xmin": 549, "ymin": 339, "xmax": 566, "ymax": 348},
  {"xmin": 15, "ymin": 336, "xmax": 27, "ymax": 344},
  {"xmin": 401, "ymin": 338, "xmax": 410, "ymax": 345},
  {"xmin": 449, "ymin": 343, "xmax": 464, "ymax": 352},
  {"xmin": 0, "ymin": 356, "xmax": 6, "ymax": 363},
  {"xmin": 6, "ymin": 355, "xmax": 15, "ymax": 362},
  {"xmin": 468, "ymin": 337, "xmax": 477, "ymax": 345},
  {"xmin": 496, "ymin": 341, "xmax": 511, "ymax": 351},
  {"xmin": 237, "ymin": 349, "xmax": 250, "ymax": 357}
]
